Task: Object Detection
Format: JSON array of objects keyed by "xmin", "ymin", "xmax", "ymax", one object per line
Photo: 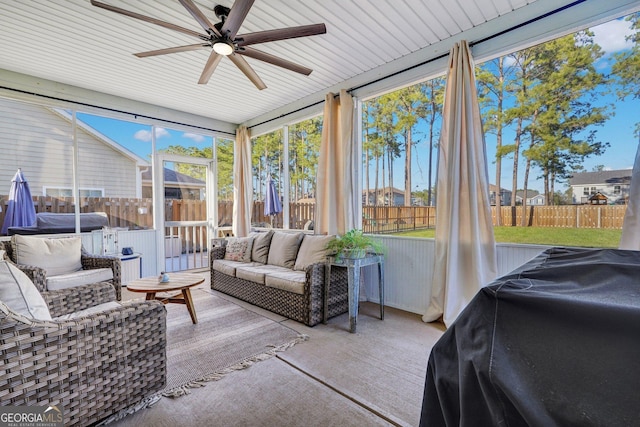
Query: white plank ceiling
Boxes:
[{"xmin": 0, "ymin": 0, "xmax": 637, "ymax": 129}]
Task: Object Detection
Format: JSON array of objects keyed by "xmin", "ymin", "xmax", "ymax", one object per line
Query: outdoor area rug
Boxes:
[
  {"xmin": 162, "ymin": 288, "xmax": 307, "ymax": 396},
  {"xmin": 98, "ymin": 288, "xmax": 307, "ymax": 425}
]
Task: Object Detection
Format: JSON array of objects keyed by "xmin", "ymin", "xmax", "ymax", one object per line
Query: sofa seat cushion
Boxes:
[
  {"xmin": 212, "ymin": 260, "xmax": 263, "ymax": 277},
  {"xmin": 235, "ymin": 265, "xmax": 292, "ymax": 285},
  {"xmin": 12, "ymin": 235, "xmax": 82, "ymax": 276},
  {"xmin": 46, "ymin": 268, "xmax": 113, "ymax": 291},
  {"xmin": 0, "ymin": 260, "xmax": 52, "ymax": 321},
  {"xmin": 54, "ymin": 301, "xmax": 121, "ymax": 321},
  {"xmin": 265, "ymin": 270, "xmax": 306, "ymax": 295}
]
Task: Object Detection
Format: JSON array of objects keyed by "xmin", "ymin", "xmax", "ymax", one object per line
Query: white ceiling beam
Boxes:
[{"xmin": 0, "ymin": 68, "xmax": 238, "ymax": 136}]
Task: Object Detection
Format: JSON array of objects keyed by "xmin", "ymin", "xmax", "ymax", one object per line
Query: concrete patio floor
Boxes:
[{"xmin": 114, "ymin": 272, "xmax": 445, "ymax": 427}]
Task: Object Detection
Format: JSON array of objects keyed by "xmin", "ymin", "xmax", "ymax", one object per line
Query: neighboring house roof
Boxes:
[
  {"xmin": 515, "ymin": 189, "xmax": 540, "ymax": 198},
  {"xmin": 489, "ymin": 184, "xmax": 511, "ymax": 194},
  {"xmin": 141, "ymin": 167, "xmax": 204, "ymax": 186},
  {"xmin": 363, "ymin": 187, "xmax": 405, "ymax": 196},
  {"xmin": 568, "ymin": 170, "xmax": 632, "ymax": 186},
  {"xmin": 52, "ymin": 108, "xmax": 149, "ymax": 166}
]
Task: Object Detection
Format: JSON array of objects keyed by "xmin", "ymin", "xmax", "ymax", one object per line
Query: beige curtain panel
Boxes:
[
  {"xmin": 620, "ymin": 142, "xmax": 640, "ymax": 250},
  {"xmin": 233, "ymin": 126, "xmax": 253, "ymax": 237},
  {"xmin": 424, "ymin": 40, "xmax": 498, "ymax": 327},
  {"xmin": 315, "ymin": 89, "xmax": 356, "ymax": 235}
]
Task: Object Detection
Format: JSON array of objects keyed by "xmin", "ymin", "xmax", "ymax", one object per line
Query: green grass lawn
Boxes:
[{"xmin": 394, "ymin": 226, "xmax": 622, "ymax": 248}]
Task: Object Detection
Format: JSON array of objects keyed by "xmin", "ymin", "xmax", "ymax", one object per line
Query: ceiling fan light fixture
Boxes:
[{"xmin": 213, "ymin": 41, "xmax": 233, "ymax": 56}]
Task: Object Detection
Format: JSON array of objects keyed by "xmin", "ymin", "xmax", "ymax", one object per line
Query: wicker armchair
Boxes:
[
  {"xmin": 0, "ymin": 240, "xmax": 122, "ymax": 300},
  {"xmin": 0, "ymin": 282, "xmax": 166, "ymax": 426}
]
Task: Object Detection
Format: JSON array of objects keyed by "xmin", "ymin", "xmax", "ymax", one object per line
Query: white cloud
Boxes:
[
  {"xmin": 134, "ymin": 127, "xmax": 169, "ymax": 142},
  {"xmin": 590, "ymin": 18, "xmax": 634, "ymax": 55},
  {"xmin": 503, "ymin": 55, "xmax": 517, "ymax": 67},
  {"xmin": 183, "ymin": 132, "xmax": 205, "ymax": 143}
]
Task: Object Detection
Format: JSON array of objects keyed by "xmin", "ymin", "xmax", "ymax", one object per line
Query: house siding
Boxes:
[
  {"xmin": 571, "ymin": 183, "xmax": 629, "ymax": 204},
  {"xmin": 569, "ymin": 170, "xmax": 632, "ymax": 204},
  {"xmin": 0, "ymin": 97, "xmax": 137, "ymax": 197}
]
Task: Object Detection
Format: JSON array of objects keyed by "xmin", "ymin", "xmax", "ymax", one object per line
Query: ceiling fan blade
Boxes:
[
  {"xmin": 198, "ymin": 51, "xmax": 223, "ymax": 84},
  {"xmin": 239, "ymin": 47, "xmax": 313, "ymax": 76},
  {"xmin": 237, "ymin": 24, "xmax": 326, "ymax": 46},
  {"xmin": 228, "ymin": 53, "xmax": 267, "ymax": 90},
  {"xmin": 90, "ymin": 0, "xmax": 205, "ymax": 39},
  {"xmin": 220, "ymin": 0, "xmax": 255, "ymax": 39},
  {"xmin": 178, "ymin": 0, "xmax": 221, "ymax": 36},
  {"xmin": 134, "ymin": 44, "xmax": 208, "ymax": 58}
]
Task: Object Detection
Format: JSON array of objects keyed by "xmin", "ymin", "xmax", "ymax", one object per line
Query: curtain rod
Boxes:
[
  {"xmin": 248, "ymin": 0, "xmax": 586, "ymax": 130},
  {"xmin": 0, "ymin": 86, "xmax": 236, "ymax": 136}
]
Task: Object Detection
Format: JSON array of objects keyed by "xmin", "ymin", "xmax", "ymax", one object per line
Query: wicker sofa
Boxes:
[
  {"xmin": 1, "ymin": 236, "xmax": 122, "ymax": 300},
  {"xmin": 0, "ymin": 277, "xmax": 166, "ymax": 426},
  {"xmin": 210, "ymin": 230, "xmax": 349, "ymax": 326}
]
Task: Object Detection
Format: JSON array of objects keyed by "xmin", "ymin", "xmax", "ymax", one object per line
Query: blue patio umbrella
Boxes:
[
  {"xmin": 1, "ymin": 169, "xmax": 36, "ymax": 235},
  {"xmin": 264, "ymin": 177, "xmax": 282, "ymax": 226}
]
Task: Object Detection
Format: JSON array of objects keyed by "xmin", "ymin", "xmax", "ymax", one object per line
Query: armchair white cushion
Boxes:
[
  {"xmin": 10, "ymin": 235, "xmax": 113, "ymax": 291},
  {"xmin": 0, "ymin": 260, "xmax": 52, "ymax": 321}
]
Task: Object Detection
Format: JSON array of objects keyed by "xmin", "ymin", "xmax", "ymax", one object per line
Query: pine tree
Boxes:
[{"xmin": 612, "ymin": 12, "xmax": 640, "ymax": 137}]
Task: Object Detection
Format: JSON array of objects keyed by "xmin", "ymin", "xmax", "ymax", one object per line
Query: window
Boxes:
[
  {"xmin": 288, "ymin": 117, "xmax": 322, "ymax": 229},
  {"xmin": 362, "ymin": 77, "xmax": 444, "ymax": 232},
  {"xmin": 614, "ymin": 185, "xmax": 621, "ymax": 194},
  {"xmin": 252, "ymin": 129, "xmax": 284, "ymax": 228},
  {"xmin": 44, "ymin": 187, "xmax": 104, "ymax": 197},
  {"xmin": 357, "ymin": 11, "xmax": 638, "ymax": 247},
  {"xmin": 251, "ymin": 117, "xmax": 323, "ymax": 231}
]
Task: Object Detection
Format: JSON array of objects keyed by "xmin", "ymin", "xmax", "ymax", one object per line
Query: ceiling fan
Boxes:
[{"xmin": 90, "ymin": 0, "xmax": 326, "ymax": 90}]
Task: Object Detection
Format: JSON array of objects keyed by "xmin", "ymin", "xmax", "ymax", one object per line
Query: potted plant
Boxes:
[{"xmin": 326, "ymin": 229, "xmax": 385, "ymax": 260}]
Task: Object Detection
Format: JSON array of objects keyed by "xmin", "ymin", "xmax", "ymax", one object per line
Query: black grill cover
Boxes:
[{"xmin": 420, "ymin": 247, "xmax": 640, "ymax": 427}]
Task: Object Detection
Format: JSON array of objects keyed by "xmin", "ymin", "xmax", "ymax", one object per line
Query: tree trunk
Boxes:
[
  {"xmin": 388, "ymin": 146, "xmax": 394, "ymax": 206},
  {"xmin": 364, "ymin": 122, "xmax": 370, "ymax": 205},
  {"xmin": 512, "ymin": 117, "xmax": 522, "ymax": 207},
  {"xmin": 521, "ymin": 158, "xmax": 531, "ymax": 227},
  {"xmin": 494, "ymin": 56, "xmax": 504, "ymax": 226},
  {"xmin": 550, "ymin": 171, "xmax": 556, "ymax": 205},
  {"xmin": 404, "ymin": 128, "xmax": 412, "ymax": 206},
  {"xmin": 428, "ymin": 112, "xmax": 435, "ymax": 207}
]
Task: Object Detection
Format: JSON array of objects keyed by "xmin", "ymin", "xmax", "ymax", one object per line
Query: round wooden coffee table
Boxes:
[{"xmin": 127, "ymin": 272, "xmax": 205, "ymax": 324}]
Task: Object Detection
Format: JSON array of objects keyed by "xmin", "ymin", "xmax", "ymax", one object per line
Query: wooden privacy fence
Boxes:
[
  {"xmin": 0, "ymin": 196, "xmax": 154, "ymax": 230},
  {"xmin": 363, "ymin": 206, "xmax": 436, "ymax": 234},
  {"xmin": 0, "ymin": 196, "xmax": 630, "ymax": 235},
  {"xmin": 492, "ymin": 205, "xmax": 627, "ymax": 229}
]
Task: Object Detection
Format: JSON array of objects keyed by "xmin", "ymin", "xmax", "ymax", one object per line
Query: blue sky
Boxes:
[{"xmin": 76, "ymin": 113, "xmax": 214, "ymax": 162}]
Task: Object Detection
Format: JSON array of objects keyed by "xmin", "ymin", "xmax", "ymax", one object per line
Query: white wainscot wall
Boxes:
[
  {"xmin": 363, "ymin": 236, "xmax": 553, "ymax": 316},
  {"xmin": 81, "ymin": 229, "xmax": 158, "ymax": 277}
]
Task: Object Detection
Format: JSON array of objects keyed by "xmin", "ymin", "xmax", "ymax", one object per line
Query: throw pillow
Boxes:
[
  {"xmin": 294, "ymin": 234, "xmax": 336, "ymax": 271},
  {"xmin": 250, "ymin": 230, "xmax": 274, "ymax": 263},
  {"xmin": 12, "ymin": 235, "xmax": 82, "ymax": 277},
  {"xmin": 0, "ymin": 260, "xmax": 52, "ymax": 320},
  {"xmin": 267, "ymin": 232, "xmax": 304, "ymax": 269},
  {"xmin": 224, "ymin": 237, "xmax": 254, "ymax": 263}
]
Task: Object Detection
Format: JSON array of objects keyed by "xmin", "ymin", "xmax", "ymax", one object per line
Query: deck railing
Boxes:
[{"xmin": 164, "ymin": 220, "xmax": 208, "ymax": 272}]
